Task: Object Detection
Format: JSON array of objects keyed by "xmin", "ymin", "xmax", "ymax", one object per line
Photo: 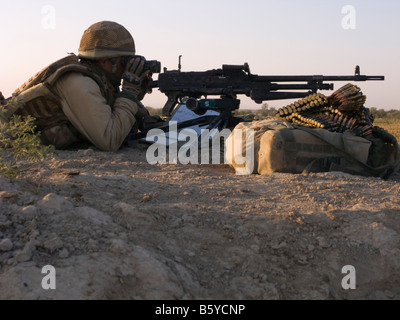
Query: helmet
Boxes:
[{"xmin": 78, "ymin": 21, "xmax": 136, "ymax": 59}]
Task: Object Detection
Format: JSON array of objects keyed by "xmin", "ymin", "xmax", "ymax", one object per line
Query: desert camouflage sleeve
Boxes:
[{"xmin": 54, "ymin": 72, "xmax": 138, "ymax": 152}]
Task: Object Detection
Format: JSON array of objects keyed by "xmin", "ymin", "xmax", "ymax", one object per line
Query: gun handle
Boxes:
[{"xmin": 162, "ymin": 92, "xmax": 181, "ymax": 117}]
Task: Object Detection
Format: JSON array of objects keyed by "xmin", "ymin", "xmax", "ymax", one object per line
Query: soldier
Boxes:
[{"xmin": 3, "ymin": 21, "xmax": 154, "ymax": 152}]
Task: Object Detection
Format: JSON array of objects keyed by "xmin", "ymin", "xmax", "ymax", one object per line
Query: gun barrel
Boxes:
[
  {"xmin": 254, "ymin": 75, "xmax": 385, "ymax": 82},
  {"xmin": 356, "ymin": 75, "xmax": 385, "ymax": 81},
  {"xmin": 318, "ymin": 75, "xmax": 385, "ymax": 81},
  {"xmin": 269, "ymin": 83, "xmax": 333, "ymax": 91}
]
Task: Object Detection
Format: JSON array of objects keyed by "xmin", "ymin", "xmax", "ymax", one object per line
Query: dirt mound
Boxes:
[{"xmin": 1, "ymin": 144, "xmax": 400, "ymax": 300}]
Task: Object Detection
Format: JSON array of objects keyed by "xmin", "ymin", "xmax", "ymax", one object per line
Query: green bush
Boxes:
[
  {"xmin": 370, "ymin": 107, "xmax": 400, "ymax": 119},
  {"xmin": 0, "ymin": 105, "xmax": 54, "ymax": 178}
]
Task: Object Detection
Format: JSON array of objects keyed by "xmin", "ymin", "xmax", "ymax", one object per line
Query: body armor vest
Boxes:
[{"xmin": 5, "ymin": 54, "xmax": 117, "ymax": 149}]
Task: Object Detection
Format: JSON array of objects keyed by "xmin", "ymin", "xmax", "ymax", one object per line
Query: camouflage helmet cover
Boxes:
[{"xmin": 78, "ymin": 21, "xmax": 136, "ymax": 59}]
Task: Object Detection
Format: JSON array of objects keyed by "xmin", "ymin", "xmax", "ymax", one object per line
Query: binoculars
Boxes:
[{"xmin": 121, "ymin": 56, "xmax": 161, "ymax": 74}]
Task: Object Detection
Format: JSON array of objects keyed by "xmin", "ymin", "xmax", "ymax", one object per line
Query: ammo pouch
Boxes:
[{"xmin": 226, "ymin": 119, "xmax": 400, "ymax": 179}]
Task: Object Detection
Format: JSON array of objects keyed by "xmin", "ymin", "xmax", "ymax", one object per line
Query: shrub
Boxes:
[{"xmin": 0, "ymin": 102, "xmax": 54, "ymax": 178}]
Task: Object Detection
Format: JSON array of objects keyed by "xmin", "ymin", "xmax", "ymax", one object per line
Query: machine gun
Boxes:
[{"xmin": 131, "ymin": 61, "xmax": 384, "ymax": 140}]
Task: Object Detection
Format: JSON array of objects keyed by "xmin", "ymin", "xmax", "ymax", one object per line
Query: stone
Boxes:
[
  {"xmin": 37, "ymin": 193, "xmax": 74, "ymax": 213},
  {"xmin": 0, "ymin": 239, "xmax": 13, "ymax": 252}
]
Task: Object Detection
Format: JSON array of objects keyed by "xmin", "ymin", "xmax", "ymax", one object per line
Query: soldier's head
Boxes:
[{"xmin": 78, "ymin": 21, "xmax": 136, "ymax": 78}]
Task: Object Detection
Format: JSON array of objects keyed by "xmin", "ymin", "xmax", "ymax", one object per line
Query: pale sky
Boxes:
[{"xmin": 1, "ymin": 0, "xmax": 399, "ymax": 110}]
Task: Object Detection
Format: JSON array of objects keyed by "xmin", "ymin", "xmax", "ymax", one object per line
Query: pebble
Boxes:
[
  {"xmin": 317, "ymin": 237, "xmax": 330, "ymax": 248},
  {"xmin": 0, "ymin": 191, "xmax": 19, "ymax": 204},
  {"xmin": 15, "ymin": 248, "xmax": 32, "ymax": 263},
  {"xmin": 257, "ymin": 273, "xmax": 268, "ymax": 282},
  {"xmin": 19, "ymin": 205, "xmax": 38, "ymax": 221},
  {"xmin": 297, "ymin": 255, "xmax": 308, "ymax": 265},
  {"xmin": 0, "ymin": 239, "xmax": 13, "ymax": 252},
  {"xmin": 22, "ymin": 205, "xmax": 37, "ymax": 215},
  {"xmin": 43, "ymin": 237, "xmax": 64, "ymax": 252},
  {"xmin": 59, "ymin": 248, "xmax": 69, "ymax": 259},
  {"xmin": 37, "ymin": 193, "xmax": 74, "ymax": 213},
  {"xmin": 174, "ymin": 256, "xmax": 183, "ymax": 263},
  {"xmin": 77, "ymin": 149, "xmax": 95, "ymax": 157}
]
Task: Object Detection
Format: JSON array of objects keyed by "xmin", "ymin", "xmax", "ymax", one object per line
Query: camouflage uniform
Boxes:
[{"xmin": 3, "ymin": 21, "xmax": 143, "ymax": 152}]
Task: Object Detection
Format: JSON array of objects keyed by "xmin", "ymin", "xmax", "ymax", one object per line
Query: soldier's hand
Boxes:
[
  {"xmin": 122, "ymin": 56, "xmax": 151, "ymax": 100},
  {"xmin": 135, "ymin": 103, "xmax": 150, "ymax": 120}
]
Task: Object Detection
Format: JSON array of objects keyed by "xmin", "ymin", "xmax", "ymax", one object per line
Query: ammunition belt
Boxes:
[{"xmin": 275, "ymin": 84, "xmax": 375, "ymax": 138}]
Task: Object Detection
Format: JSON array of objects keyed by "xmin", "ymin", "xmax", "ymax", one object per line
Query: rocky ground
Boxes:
[{"xmin": 1, "ymin": 142, "xmax": 400, "ymax": 300}]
